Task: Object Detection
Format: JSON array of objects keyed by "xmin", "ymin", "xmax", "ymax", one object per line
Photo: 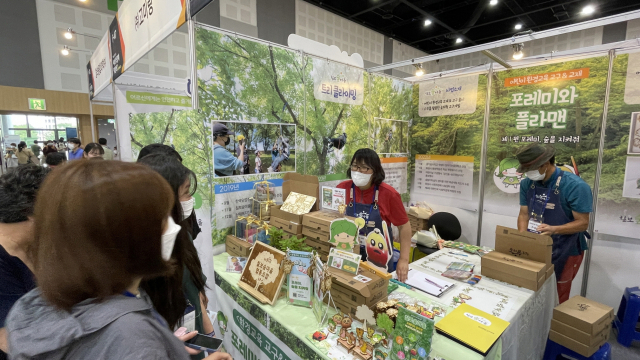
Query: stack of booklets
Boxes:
[{"xmin": 435, "ymin": 303, "xmax": 510, "ymax": 355}]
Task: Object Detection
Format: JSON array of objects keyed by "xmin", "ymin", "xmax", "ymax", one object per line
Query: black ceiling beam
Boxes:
[
  {"xmin": 379, "ymin": 0, "xmax": 477, "ymax": 32},
  {"xmin": 347, "ymin": 0, "xmax": 398, "ymax": 19},
  {"xmin": 399, "ymin": 0, "xmax": 478, "ymax": 45},
  {"xmin": 409, "ymin": 0, "xmax": 584, "ymax": 45},
  {"xmin": 508, "ymin": 0, "xmax": 538, "ymax": 28},
  {"xmin": 423, "ymin": 3, "xmax": 640, "ymax": 54}
]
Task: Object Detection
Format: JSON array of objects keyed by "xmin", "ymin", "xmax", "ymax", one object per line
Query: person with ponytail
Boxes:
[{"xmin": 15, "ymin": 142, "xmax": 35, "ymax": 166}]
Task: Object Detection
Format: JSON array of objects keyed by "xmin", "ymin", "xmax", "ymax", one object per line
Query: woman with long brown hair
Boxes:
[{"xmin": 4, "ymin": 161, "xmax": 230, "ymax": 360}]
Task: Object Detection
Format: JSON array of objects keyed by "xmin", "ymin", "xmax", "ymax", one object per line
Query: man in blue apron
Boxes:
[{"xmin": 515, "ymin": 144, "xmax": 592, "ymax": 303}]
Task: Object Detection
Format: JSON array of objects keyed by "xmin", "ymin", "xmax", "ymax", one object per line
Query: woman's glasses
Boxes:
[{"xmin": 350, "ymin": 164, "xmax": 372, "ymax": 173}]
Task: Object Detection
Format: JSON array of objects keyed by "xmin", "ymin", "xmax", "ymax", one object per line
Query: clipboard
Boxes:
[{"xmin": 405, "ymin": 269, "xmax": 455, "ymax": 297}]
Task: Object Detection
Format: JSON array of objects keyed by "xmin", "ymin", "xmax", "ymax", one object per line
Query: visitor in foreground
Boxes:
[
  {"xmin": 337, "ymin": 148, "xmax": 411, "ymax": 282},
  {"xmin": 0, "ymin": 166, "xmax": 49, "ymax": 360},
  {"xmin": 516, "ymin": 143, "xmax": 592, "ymax": 303},
  {"xmin": 4, "ymin": 161, "xmax": 231, "ymax": 360}
]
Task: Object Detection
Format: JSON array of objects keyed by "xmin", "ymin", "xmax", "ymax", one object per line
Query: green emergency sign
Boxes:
[{"xmin": 28, "ymin": 98, "xmax": 46, "ymax": 111}]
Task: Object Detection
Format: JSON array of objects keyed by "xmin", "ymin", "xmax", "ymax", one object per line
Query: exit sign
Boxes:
[{"xmin": 28, "ymin": 98, "xmax": 46, "ymax": 111}]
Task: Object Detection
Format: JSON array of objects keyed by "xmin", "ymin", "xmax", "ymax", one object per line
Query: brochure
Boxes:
[
  {"xmin": 286, "ymin": 250, "xmax": 314, "ymax": 307},
  {"xmin": 327, "ymin": 248, "xmax": 362, "ymax": 275},
  {"xmin": 226, "ymin": 256, "xmax": 247, "ymax": 273}
]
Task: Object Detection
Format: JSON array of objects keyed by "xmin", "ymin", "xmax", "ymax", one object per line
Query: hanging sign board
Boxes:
[
  {"xmin": 87, "ymin": 33, "xmax": 112, "ymax": 100},
  {"xmin": 414, "ymin": 155, "xmax": 474, "ymax": 201},
  {"xmin": 312, "ymin": 58, "xmax": 364, "ymax": 105},
  {"xmin": 624, "ymin": 52, "xmax": 640, "ymax": 105},
  {"xmin": 110, "ymin": 0, "xmax": 187, "ymax": 80},
  {"xmin": 418, "ymin": 74, "xmax": 479, "ymax": 117}
]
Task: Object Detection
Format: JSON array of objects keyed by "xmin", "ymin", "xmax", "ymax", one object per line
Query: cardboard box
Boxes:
[
  {"xmin": 553, "ymin": 296, "xmax": 614, "ymax": 336},
  {"xmin": 549, "ymin": 329, "xmax": 607, "ymax": 357},
  {"xmin": 226, "ymin": 235, "xmax": 253, "ymax": 257},
  {"xmin": 302, "ymin": 210, "xmax": 357, "ymax": 233},
  {"xmin": 318, "ymin": 251, "xmax": 329, "ymax": 262},
  {"xmin": 546, "ymin": 264, "xmax": 555, "ymax": 280},
  {"xmin": 270, "ymin": 173, "xmax": 320, "ymax": 223},
  {"xmin": 270, "ymin": 216, "xmax": 303, "ymax": 234},
  {"xmin": 494, "ymin": 226, "xmax": 552, "ymax": 270},
  {"xmin": 550, "ymin": 319, "xmax": 610, "ymax": 347},
  {"xmin": 481, "ymin": 251, "xmax": 546, "ymax": 291},
  {"xmin": 302, "ymin": 226, "xmax": 331, "ymax": 242},
  {"xmin": 282, "ymin": 230, "xmax": 303, "ymax": 240},
  {"xmin": 327, "ymin": 263, "xmax": 389, "ymax": 309},
  {"xmin": 305, "ymin": 236, "xmax": 334, "ymax": 254}
]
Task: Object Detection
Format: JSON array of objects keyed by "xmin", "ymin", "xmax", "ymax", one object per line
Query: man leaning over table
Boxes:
[{"xmin": 515, "ymin": 143, "xmax": 592, "ymax": 303}]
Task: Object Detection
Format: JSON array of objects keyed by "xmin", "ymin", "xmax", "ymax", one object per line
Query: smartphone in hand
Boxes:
[{"xmin": 184, "ymin": 334, "xmax": 224, "ymax": 353}]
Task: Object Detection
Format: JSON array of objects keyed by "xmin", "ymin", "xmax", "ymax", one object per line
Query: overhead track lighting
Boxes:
[
  {"xmin": 424, "ymin": 19, "xmax": 432, "ymax": 26},
  {"xmin": 61, "ymin": 46, "xmax": 70, "ymax": 56},
  {"xmin": 489, "ymin": 0, "xmax": 498, "ymax": 6},
  {"xmin": 512, "ymin": 43, "xmax": 524, "ymax": 60},
  {"xmin": 64, "ymin": 28, "xmax": 73, "ymax": 39},
  {"xmin": 581, "ymin": 5, "xmax": 595, "ymax": 15},
  {"xmin": 455, "ymin": 38, "xmax": 463, "ymax": 44},
  {"xmin": 414, "ymin": 63, "xmax": 425, "ymax": 77},
  {"xmin": 514, "ymin": 24, "xmax": 522, "ymax": 30}
]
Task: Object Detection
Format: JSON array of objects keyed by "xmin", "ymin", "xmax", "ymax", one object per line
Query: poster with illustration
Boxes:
[
  {"xmin": 286, "ymin": 250, "xmax": 313, "ymax": 307},
  {"xmin": 389, "ymin": 307, "xmax": 434, "ymax": 360},
  {"xmin": 492, "ymin": 158, "xmax": 523, "ymax": 194},
  {"xmin": 329, "ymin": 217, "xmax": 364, "ymax": 251},
  {"xmin": 622, "ymin": 157, "xmax": 640, "ymax": 199},
  {"xmin": 629, "ymin": 112, "xmax": 640, "ymax": 154},
  {"xmin": 365, "ymin": 220, "xmax": 393, "ymax": 271},
  {"xmin": 226, "ymin": 256, "xmax": 247, "ymax": 273}
]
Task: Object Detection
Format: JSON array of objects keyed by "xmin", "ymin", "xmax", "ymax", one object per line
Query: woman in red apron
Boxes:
[{"xmin": 337, "ymin": 149, "xmax": 412, "ymax": 282}]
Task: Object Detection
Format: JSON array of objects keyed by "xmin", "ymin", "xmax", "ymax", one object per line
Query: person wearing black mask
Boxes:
[{"xmin": 212, "ymin": 122, "xmax": 244, "ymax": 177}]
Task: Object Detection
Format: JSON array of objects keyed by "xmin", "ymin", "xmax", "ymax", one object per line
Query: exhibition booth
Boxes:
[{"xmin": 88, "ymin": 1, "xmax": 640, "ymax": 359}]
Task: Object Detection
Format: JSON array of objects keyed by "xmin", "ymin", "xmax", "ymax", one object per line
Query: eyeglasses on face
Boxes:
[{"xmin": 350, "ymin": 164, "xmax": 372, "ymax": 173}]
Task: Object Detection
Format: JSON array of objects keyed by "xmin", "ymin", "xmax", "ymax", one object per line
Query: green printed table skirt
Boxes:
[{"xmin": 212, "ymin": 253, "xmax": 501, "ymax": 360}]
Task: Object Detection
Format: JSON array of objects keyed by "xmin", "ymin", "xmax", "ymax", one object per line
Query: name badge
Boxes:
[
  {"xmin": 358, "ymin": 234, "xmax": 367, "ymax": 246},
  {"xmin": 182, "ymin": 310, "xmax": 197, "ymax": 332},
  {"xmin": 527, "ymin": 219, "xmax": 542, "ymax": 234}
]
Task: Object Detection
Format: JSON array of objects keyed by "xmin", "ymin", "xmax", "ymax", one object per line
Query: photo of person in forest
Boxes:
[{"xmin": 211, "ymin": 121, "xmax": 296, "ymax": 176}]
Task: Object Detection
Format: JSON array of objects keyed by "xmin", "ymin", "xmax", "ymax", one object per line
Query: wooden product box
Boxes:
[
  {"xmin": 546, "ymin": 264, "xmax": 555, "ymax": 280},
  {"xmin": 494, "ymin": 226, "xmax": 553, "ymax": 278},
  {"xmin": 305, "ymin": 236, "xmax": 335, "ymax": 254},
  {"xmin": 481, "ymin": 251, "xmax": 546, "ymax": 291},
  {"xmin": 269, "ymin": 173, "xmax": 320, "ymax": 223},
  {"xmin": 550, "ymin": 319, "xmax": 610, "ymax": 347},
  {"xmin": 226, "ymin": 234, "xmax": 253, "ymax": 257},
  {"xmin": 548, "ymin": 330, "xmax": 608, "ymax": 358},
  {"xmin": 271, "ymin": 216, "xmax": 303, "ymax": 234},
  {"xmin": 325, "ymin": 262, "xmax": 389, "ymax": 309},
  {"xmin": 302, "ymin": 226, "xmax": 331, "ymax": 242},
  {"xmin": 302, "ymin": 210, "xmax": 357, "ymax": 233},
  {"xmin": 553, "ymin": 296, "xmax": 614, "ymax": 336},
  {"xmin": 282, "ymin": 230, "xmax": 303, "ymax": 240}
]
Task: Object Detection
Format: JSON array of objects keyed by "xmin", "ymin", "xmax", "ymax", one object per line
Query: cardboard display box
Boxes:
[
  {"xmin": 302, "ymin": 210, "xmax": 357, "ymax": 233},
  {"xmin": 282, "ymin": 230, "xmax": 303, "ymax": 240},
  {"xmin": 305, "ymin": 236, "xmax": 334, "ymax": 254},
  {"xmin": 302, "ymin": 226, "xmax": 331, "ymax": 242},
  {"xmin": 326, "ymin": 262, "xmax": 389, "ymax": 309},
  {"xmin": 226, "ymin": 235, "xmax": 253, "ymax": 257},
  {"xmin": 270, "ymin": 173, "xmax": 320, "ymax": 223},
  {"xmin": 271, "ymin": 216, "xmax": 303, "ymax": 234},
  {"xmin": 553, "ymin": 296, "xmax": 614, "ymax": 336},
  {"xmin": 550, "ymin": 319, "xmax": 610, "ymax": 347},
  {"xmin": 494, "ymin": 226, "xmax": 552, "ymax": 271},
  {"xmin": 481, "ymin": 251, "xmax": 546, "ymax": 291},
  {"xmin": 546, "ymin": 264, "xmax": 555, "ymax": 280},
  {"xmin": 549, "ymin": 329, "xmax": 608, "ymax": 357}
]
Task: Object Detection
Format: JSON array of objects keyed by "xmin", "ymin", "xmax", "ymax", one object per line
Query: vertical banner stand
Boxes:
[
  {"xmin": 580, "ymin": 49, "xmax": 616, "ymax": 296},
  {"xmin": 475, "ymin": 63, "xmax": 494, "ymax": 246}
]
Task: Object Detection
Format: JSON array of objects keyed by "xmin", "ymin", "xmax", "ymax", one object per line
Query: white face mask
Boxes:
[
  {"xmin": 161, "ymin": 216, "xmax": 181, "ymax": 261},
  {"xmin": 181, "ymin": 197, "xmax": 195, "ymax": 221},
  {"xmin": 68, "ymin": 143, "xmax": 75, "ymax": 150},
  {"xmin": 351, "ymin": 171, "xmax": 373, "ymax": 187},
  {"xmin": 526, "ymin": 169, "xmax": 545, "ymax": 181}
]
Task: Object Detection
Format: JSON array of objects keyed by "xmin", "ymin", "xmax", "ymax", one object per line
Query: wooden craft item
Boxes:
[
  {"xmin": 280, "ymin": 192, "xmax": 317, "ymax": 215},
  {"xmin": 364, "ymin": 220, "xmax": 393, "ymax": 272},
  {"xmin": 238, "ymin": 241, "xmax": 287, "ymax": 305},
  {"xmin": 352, "ymin": 340, "xmax": 373, "ymax": 360}
]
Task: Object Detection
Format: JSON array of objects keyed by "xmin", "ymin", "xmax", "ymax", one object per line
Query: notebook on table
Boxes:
[
  {"xmin": 435, "ymin": 303, "xmax": 510, "ymax": 356},
  {"xmin": 405, "ymin": 269, "xmax": 455, "ymax": 297}
]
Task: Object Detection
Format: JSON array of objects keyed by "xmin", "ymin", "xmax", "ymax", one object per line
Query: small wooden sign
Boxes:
[{"xmin": 238, "ymin": 241, "xmax": 287, "ymax": 305}]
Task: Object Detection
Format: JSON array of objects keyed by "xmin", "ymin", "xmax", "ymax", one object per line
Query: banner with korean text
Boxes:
[
  {"xmin": 311, "ymin": 58, "xmax": 364, "ymax": 105},
  {"xmin": 110, "ymin": 0, "xmax": 187, "ymax": 80},
  {"xmin": 483, "ymin": 57, "xmax": 608, "ymax": 217},
  {"xmin": 87, "ymin": 33, "xmax": 112, "ymax": 100}
]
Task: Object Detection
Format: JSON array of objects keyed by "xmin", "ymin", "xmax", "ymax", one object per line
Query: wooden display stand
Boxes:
[
  {"xmin": 351, "ymin": 340, "xmax": 373, "ymax": 360},
  {"xmin": 337, "ymin": 333, "xmax": 356, "ymax": 352},
  {"xmin": 238, "ymin": 241, "xmax": 287, "ymax": 305}
]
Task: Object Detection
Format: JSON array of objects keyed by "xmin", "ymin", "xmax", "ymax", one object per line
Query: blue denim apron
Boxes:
[
  {"xmin": 347, "ymin": 184, "xmax": 393, "ymax": 269},
  {"xmin": 526, "ymin": 170, "xmax": 581, "ymax": 278}
]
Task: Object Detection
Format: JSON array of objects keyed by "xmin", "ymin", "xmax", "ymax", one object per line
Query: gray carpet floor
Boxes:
[{"xmin": 608, "ymin": 328, "xmax": 640, "ymax": 360}]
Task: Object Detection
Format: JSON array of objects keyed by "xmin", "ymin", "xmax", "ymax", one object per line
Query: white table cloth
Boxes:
[{"xmin": 408, "ymin": 249, "xmax": 558, "ymax": 360}]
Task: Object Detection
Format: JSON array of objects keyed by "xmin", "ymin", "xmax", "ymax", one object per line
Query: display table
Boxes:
[
  {"xmin": 409, "ymin": 249, "xmax": 558, "ymax": 360},
  {"xmin": 213, "ymin": 252, "xmax": 503, "ymax": 360}
]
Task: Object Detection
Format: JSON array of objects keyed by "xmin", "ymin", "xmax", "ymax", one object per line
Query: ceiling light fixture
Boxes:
[
  {"xmin": 512, "ymin": 43, "xmax": 524, "ymax": 60},
  {"xmin": 455, "ymin": 37, "xmax": 463, "ymax": 44},
  {"xmin": 424, "ymin": 19, "xmax": 432, "ymax": 26},
  {"xmin": 61, "ymin": 46, "xmax": 70, "ymax": 56},
  {"xmin": 64, "ymin": 28, "xmax": 74, "ymax": 39},
  {"xmin": 581, "ymin": 5, "xmax": 595, "ymax": 15},
  {"xmin": 413, "ymin": 63, "xmax": 425, "ymax": 77},
  {"xmin": 489, "ymin": 0, "xmax": 498, "ymax": 6},
  {"xmin": 514, "ymin": 24, "xmax": 522, "ymax": 30}
]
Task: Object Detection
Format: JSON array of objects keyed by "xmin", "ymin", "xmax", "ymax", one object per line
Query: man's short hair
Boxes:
[
  {"xmin": 137, "ymin": 143, "xmax": 182, "ymax": 162},
  {"xmin": 68, "ymin": 137, "xmax": 81, "ymax": 145},
  {"xmin": 46, "ymin": 152, "xmax": 67, "ymax": 166},
  {"xmin": 0, "ymin": 166, "xmax": 50, "ymax": 223},
  {"xmin": 98, "ymin": 138, "xmax": 107, "ymax": 145}
]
